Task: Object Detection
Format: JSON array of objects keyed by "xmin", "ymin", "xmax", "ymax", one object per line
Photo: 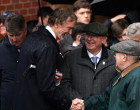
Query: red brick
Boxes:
[
  {"xmin": 32, "ymin": 1, "xmax": 38, "ymax": 7},
  {"xmin": 15, "ymin": 4, "xmax": 23, "ymax": 9},
  {"xmin": 20, "ymin": 0, "xmax": 29, "ymax": 2},
  {"xmin": 12, "ymin": 0, "xmax": 19, "ymax": 3},
  {"xmin": 0, "ymin": 6, "xmax": 6, "ymax": 11},
  {"xmin": 6, "ymin": 5, "xmax": 14, "ymax": 10},
  {"xmin": 40, "ymin": 1, "xmax": 48, "ymax": 6},
  {"xmin": 29, "ymin": 8, "xmax": 36, "ymax": 14},
  {"xmin": 15, "ymin": 10, "xmax": 20, "ymax": 14},
  {"xmin": 25, "ymin": 15, "xmax": 31, "ymax": 22},
  {"xmin": 20, "ymin": 9, "xmax": 28, "ymax": 15},
  {"xmin": 24, "ymin": 3, "xmax": 31, "ymax": 8},
  {"xmin": 2, "ymin": 0, "xmax": 11, "ymax": 4},
  {"xmin": 32, "ymin": 15, "xmax": 37, "ymax": 20}
]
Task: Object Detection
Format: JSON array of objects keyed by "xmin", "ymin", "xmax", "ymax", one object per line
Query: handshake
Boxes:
[{"xmin": 70, "ymin": 98, "xmax": 84, "ymax": 110}]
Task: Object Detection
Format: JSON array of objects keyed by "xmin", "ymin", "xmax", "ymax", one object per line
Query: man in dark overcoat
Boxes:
[
  {"xmin": 13, "ymin": 7, "xmax": 77, "ymax": 110},
  {"xmin": 60, "ymin": 22, "xmax": 118, "ymax": 100},
  {"xmin": 0, "ymin": 12, "xmax": 27, "ymax": 110}
]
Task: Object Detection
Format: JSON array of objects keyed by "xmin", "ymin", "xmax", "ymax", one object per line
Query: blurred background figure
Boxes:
[
  {"xmin": 103, "ymin": 14, "xmax": 131, "ymax": 48},
  {"xmin": 0, "ymin": 11, "xmax": 13, "ymax": 42},
  {"xmin": 73, "ymin": 0, "xmax": 92, "ymax": 24},
  {"xmin": 27, "ymin": 6, "xmax": 53, "ymax": 33},
  {"xmin": 106, "ymin": 16, "xmax": 131, "ymax": 48},
  {"xmin": 59, "ymin": 0, "xmax": 92, "ymax": 54},
  {"xmin": 124, "ymin": 22, "xmax": 140, "ymax": 43},
  {"xmin": 60, "ymin": 23, "xmax": 86, "ymax": 56}
]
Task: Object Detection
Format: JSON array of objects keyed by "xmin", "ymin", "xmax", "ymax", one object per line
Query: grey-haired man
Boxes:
[
  {"xmin": 13, "ymin": 7, "xmax": 77, "ymax": 110},
  {"xmin": 123, "ymin": 22, "xmax": 140, "ymax": 43}
]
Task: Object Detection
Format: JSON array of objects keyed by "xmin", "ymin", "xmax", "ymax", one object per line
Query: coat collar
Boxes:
[
  {"xmin": 3, "ymin": 35, "xmax": 11, "ymax": 46},
  {"xmin": 81, "ymin": 45, "xmax": 108, "ymax": 60},
  {"xmin": 120, "ymin": 61, "xmax": 140, "ymax": 78},
  {"xmin": 77, "ymin": 45, "xmax": 114, "ymax": 73},
  {"xmin": 113, "ymin": 61, "xmax": 140, "ymax": 87},
  {"xmin": 38, "ymin": 25, "xmax": 60, "ymax": 52}
]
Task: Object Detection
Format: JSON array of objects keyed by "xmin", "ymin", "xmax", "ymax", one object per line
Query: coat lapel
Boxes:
[
  {"xmin": 77, "ymin": 45, "xmax": 115, "ymax": 75},
  {"xmin": 77, "ymin": 45, "xmax": 95, "ymax": 72},
  {"xmin": 39, "ymin": 25, "xmax": 60, "ymax": 52},
  {"xmin": 95, "ymin": 46, "xmax": 115, "ymax": 74}
]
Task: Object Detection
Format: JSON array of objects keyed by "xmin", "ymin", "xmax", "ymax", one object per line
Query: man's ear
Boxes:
[
  {"xmin": 102, "ymin": 36, "xmax": 108, "ymax": 47},
  {"xmin": 54, "ymin": 19, "xmax": 59, "ymax": 28},
  {"xmin": 76, "ymin": 34, "xmax": 81, "ymax": 40},
  {"xmin": 122, "ymin": 54, "xmax": 127, "ymax": 62}
]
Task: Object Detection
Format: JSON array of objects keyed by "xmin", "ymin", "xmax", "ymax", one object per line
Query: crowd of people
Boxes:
[{"xmin": 0, "ymin": 0, "xmax": 140, "ymax": 110}]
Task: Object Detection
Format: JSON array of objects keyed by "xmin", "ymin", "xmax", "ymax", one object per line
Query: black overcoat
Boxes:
[{"xmin": 13, "ymin": 26, "xmax": 71, "ymax": 110}]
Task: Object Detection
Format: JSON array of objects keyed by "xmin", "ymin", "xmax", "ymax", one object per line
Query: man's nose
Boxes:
[
  {"xmin": 122, "ymin": 36, "xmax": 128, "ymax": 41},
  {"xmin": 12, "ymin": 36, "xmax": 17, "ymax": 42},
  {"xmin": 68, "ymin": 29, "xmax": 72, "ymax": 35},
  {"xmin": 84, "ymin": 13, "xmax": 88, "ymax": 17}
]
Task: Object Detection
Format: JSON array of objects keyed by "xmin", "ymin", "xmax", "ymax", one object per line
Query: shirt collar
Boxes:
[
  {"xmin": 87, "ymin": 48, "xmax": 102, "ymax": 59},
  {"xmin": 46, "ymin": 26, "xmax": 56, "ymax": 39}
]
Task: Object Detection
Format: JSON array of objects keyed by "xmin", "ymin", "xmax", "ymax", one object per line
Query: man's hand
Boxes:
[
  {"xmin": 70, "ymin": 98, "xmax": 84, "ymax": 110},
  {"xmin": 54, "ymin": 72, "xmax": 63, "ymax": 83},
  {"xmin": 111, "ymin": 14, "xmax": 126, "ymax": 22}
]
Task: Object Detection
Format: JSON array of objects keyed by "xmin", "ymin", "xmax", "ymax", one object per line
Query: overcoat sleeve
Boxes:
[
  {"xmin": 60, "ymin": 53, "xmax": 83, "ymax": 100},
  {"xmin": 84, "ymin": 84, "xmax": 111, "ymax": 110},
  {"xmin": 34, "ymin": 41, "xmax": 71, "ymax": 110}
]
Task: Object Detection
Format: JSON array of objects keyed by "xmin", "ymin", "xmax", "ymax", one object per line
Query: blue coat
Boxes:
[
  {"xmin": 0, "ymin": 35, "xmax": 19, "ymax": 110},
  {"xmin": 13, "ymin": 26, "xmax": 71, "ymax": 110}
]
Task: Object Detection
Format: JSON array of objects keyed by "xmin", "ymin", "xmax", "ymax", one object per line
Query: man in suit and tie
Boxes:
[
  {"xmin": 13, "ymin": 7, "xmax": 77, "ymax": 110},
  {"xmin": 60, "ymin": 22, "xmax": 118, "ymax": 100}
]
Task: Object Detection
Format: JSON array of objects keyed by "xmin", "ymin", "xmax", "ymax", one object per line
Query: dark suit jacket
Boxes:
[
  {"xmin": 13, "ymin": 26, "xmax": 71, "ymax": 110},
  {"xmin": 60, "ymin": 45, "xmax": 118, "ymax": 100}
]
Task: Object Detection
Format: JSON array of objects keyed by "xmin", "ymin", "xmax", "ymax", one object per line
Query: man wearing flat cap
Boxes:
[
  {"xmin": 74, "ymin": 40, "xmax": 140, "ymax": 110},
  {"xmin": 60, "ymin": 22, "xmax": 118, "ymax": 100}
]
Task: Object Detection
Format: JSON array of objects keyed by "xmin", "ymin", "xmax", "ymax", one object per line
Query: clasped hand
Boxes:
[{"xmin": 70, "ymin": 98, "xmax": 84, "ymax": 110}]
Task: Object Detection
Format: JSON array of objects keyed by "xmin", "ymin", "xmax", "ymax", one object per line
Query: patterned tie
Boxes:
[{"xmin": 91, "ymin": 56, "xmax": 98, "ymax": 66}]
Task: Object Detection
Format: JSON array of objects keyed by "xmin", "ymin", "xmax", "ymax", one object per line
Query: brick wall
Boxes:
[{"xmin": 0, "ymin": 0, "xmax": 49, "ymax": 22}]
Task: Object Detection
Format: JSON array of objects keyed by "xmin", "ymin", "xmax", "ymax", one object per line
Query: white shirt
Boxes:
[
  {"xmin": 87, "ymin": 49, "xmax": 102, "ymax": 69},
  {"xmin": 46, "ymin": 26, "xmax": 56, "ymax": 39}
]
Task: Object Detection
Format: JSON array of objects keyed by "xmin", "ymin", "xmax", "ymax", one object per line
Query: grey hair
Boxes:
[
  {"xmin": 5, "ymin": 12, "xmax": 26, "ymax": 34},
  {"xmin": 126, "ymin": 22, "xmax": 140, "ymax": 37}
]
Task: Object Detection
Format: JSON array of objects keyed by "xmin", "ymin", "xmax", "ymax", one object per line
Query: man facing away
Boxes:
[
  {"xmin": 13, "ymin": 7, "xmax": 77, "ymax": 110},
  {"xmin": 74, "ymin": 40, "xmax": 140, "ymax": 110}
]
